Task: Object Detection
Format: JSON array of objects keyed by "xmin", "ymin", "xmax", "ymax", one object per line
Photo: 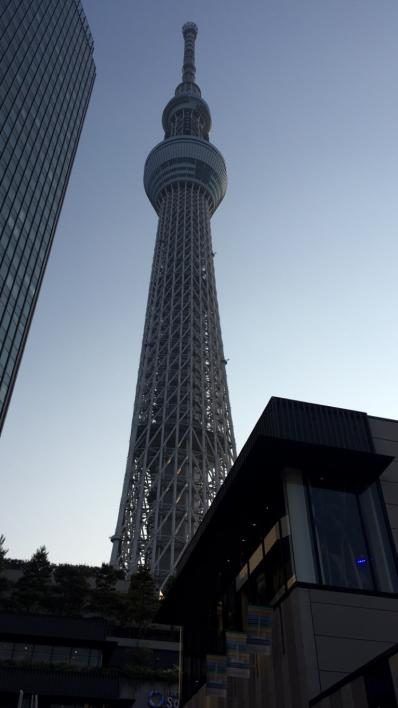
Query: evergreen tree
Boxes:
[
  {"xmin": 125, "ymin": 566, "xmax": 159, "ymax": 635},
  {"xmin": 89, "ymin": 563, "xmax": 124, "ymax": 621},
  {"xmin": 0, "ymin": 535, "xmax": 9, "ymax": 606},
  {"xmin": 95, "ymin": 563, "xmax": 124, "ymax": 592},
  {"xmin": 15, "ymin": 546, "xmax": 52, "ymax": 613},
  {"xmin": 53, "ymin": 564, "xmax": 89, "ymax": 615}
]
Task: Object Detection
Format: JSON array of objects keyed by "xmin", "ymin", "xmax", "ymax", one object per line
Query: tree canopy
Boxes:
[
  {"xmin": 14, "ymin": 546, "xmax": 52, "ymax": 613},
  {"xmin": 0, "ymin": 540, "xmax": 162, "ymax": 632},
  {"xmin": 124, "ymin": 566, "xmax": 159, "ymax": 634}
]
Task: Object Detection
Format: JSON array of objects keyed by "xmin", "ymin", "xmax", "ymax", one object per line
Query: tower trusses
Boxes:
[{"xmin": 111, "ymin": 23, "xmax": 235, "ymax": 589}]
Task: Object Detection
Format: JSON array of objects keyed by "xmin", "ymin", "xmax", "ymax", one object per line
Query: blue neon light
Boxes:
[{"xmin": 356, "ymin": 557, "xmax": 368, "ymax": 566}]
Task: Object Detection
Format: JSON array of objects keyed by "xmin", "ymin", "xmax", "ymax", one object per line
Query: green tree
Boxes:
[
  {"xmin": 0, "ymin": 535, "xmax": 9, "ymax": 606},
  {"xmin": 0, "ymin": 534, "xmax": 7, "ymax": 569},
  {"xmin": 53, "ymin": 564, "xmax": 90, "ymax": 615},
  {"xmin": 89, "ymin": 563, "xmax": 125, "ymax": 621},
  {"xmin": 125, "ymin": 566, "xmax": 159, "ymax": 635},
  {"xmin": 95, "ymin": 563, "xmax": 124, "ymax": 593},
  {"xmin": 15, "ymin": 546, "xmax": 52, "ymax": 613}
]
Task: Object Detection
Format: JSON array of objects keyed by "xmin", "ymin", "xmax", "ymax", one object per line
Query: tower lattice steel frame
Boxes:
[{"xmin": 111, "ymin": 23, "xmax": 236, "ymax": 589}]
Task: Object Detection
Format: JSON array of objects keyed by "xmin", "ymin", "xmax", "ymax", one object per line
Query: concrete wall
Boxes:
[
  {"xmin": 370, "ymin": 416, "xmax": 398, "ymax": 552},
  {"xmin": 253, "ymin": 586, "xmax": 397, "ymax": 707},
  {"xmin": 277, "ymin": 587, "xmax": 398, "ymax": 703},
  {"xmin": 312, "ymin": 676, "xmax": 368, "ymax": 708},
  {"xmin": 307, "ymin": 588, "xmax": 398, "ymax": 694},
  {"xmin": 183, "ymin": 655, "xmax": 275, "ymax": 708},
  {"xmin": 183, "ymin": 587, "xmax": 398, "ymax": 708}
]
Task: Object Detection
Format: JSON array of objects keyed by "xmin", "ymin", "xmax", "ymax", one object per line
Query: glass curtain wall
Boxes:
[{"xmin": 284, "ymin": 468, "xmax": 398, "ymax": 594}]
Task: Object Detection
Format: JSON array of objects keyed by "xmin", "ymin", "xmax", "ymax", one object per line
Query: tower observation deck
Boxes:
[{"xmin": 111, "ymin": 23, "xmax": 236, "ymax": 589}]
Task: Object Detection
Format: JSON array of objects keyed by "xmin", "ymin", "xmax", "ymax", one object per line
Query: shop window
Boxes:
[
  {"xmin": 88, "ymin": 649, "xmax": 102, "ymax": 667},
  {"xmin": 70, "ymin": 648, "xmax": 90, "ymax": 666},
  {"xmin": 52, "ymin": 646, "xmax": 71, "ymax": 664},
  {"xmin": 0, "ymin": 642, "xmax": 13, "ymax": 660},
  {"xmin": 13, "ymin": 644, "xmax": 33, "ymax": 662},
  {"xmin": 32, "ymin": 645, "xmax": 53, "ymax": 663}
]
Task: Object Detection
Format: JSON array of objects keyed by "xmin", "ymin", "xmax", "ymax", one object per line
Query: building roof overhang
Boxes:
[{"xmin": 158, "ymin": 397, "xmax": 394, "ymax": 624}]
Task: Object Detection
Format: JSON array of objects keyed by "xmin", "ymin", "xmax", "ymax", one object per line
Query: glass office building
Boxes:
[{"xmin": 0, "ymin": 0, "xmax": 95, "ymax": 432}]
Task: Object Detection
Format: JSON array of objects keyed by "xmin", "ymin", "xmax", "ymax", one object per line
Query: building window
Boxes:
[
  {"xmin": 12, "ymin": 644, "xmax": 34, "ymax": 662},
  {"xmin": 70, "ymin": 648, "xmax": 90, "ymax": 667},
  {"xmin": 284, "ymin": 468, "xmax": 398, "ymax": 594},
  {"xmin": 0, "ymin": 642, "xmax": 13, "ymax": 660},
  {"xmin": 306, "ymin": 475, "xmax": 398, "ymax": 594},
  {"xmin": 308, "ymin": 482, "xmax": 375, "ymax": 591},
  {"xmin": 0, "ymin": 642, "xmax": 102, "ymax": 668},
  {"xmin": 32, "ymin": 645, "xmax": 52, "ymax": 663}
]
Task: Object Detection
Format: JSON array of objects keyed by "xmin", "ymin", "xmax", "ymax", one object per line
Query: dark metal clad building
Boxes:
[
  {"xmin": 111, "ymin": 24, "xmax": 236, "ymax": 589},
  {"xmin": 158, "ymin": 397, "xmax": 398, "ymax": 707},
  {"xmin": 0, "ymin": 0, "xmax": 95, "ymax": 432}
]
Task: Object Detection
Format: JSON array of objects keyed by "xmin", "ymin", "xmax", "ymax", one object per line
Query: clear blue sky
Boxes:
[{"xmin": 1, "ymin": 0, "xmax": 398, "ymax": 565}]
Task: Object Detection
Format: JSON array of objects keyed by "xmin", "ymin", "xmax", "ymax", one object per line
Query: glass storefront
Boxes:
[
  {"xmin": 308, "ymin": 482, "xmax": 375, "ymax": 591},
  {"xmin": 284, "ymin": 467, "xmax": 398, "ymax": 594},
  {"xmin": 0, "ymin": 641, "xmax": 102, "ymax": 667}
]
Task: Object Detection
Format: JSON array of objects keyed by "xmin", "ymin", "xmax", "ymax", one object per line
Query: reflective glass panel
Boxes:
[
  {"xmin": 12, "ymin": 643, "xmax": 34, "ymax": 662},
  {"xmin": 32, "ymin": 644, "xmax": 53, "ymax": 663},
  {"xmin": 0, "ymin": 642, "xmax": 13, "ymax": 660},
  {"xmin": 309, "ymin": 483, "xmax": 375, "ymax": 591}
]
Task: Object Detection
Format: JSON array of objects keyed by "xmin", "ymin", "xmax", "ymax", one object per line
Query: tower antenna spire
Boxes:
[{"xmin": 182, "ymin": 22, "xmax": 198, "ymax": 83}]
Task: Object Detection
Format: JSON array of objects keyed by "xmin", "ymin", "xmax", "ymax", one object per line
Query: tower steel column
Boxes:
[{"xmin": 111, "ymin": 23, "xmax": 236, "ymax": 589}]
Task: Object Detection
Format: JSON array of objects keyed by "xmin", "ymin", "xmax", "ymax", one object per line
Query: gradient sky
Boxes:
[{"xmin": 1, "ymin": 0, "xmax": 398, "ymax": 565}]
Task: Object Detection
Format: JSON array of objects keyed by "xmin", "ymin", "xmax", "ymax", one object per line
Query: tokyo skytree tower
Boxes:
[{"xmin": 111, "ymin": 23, "xmax": 236, "ymax": 589}]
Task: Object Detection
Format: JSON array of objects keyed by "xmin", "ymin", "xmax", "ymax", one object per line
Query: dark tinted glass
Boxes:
[
  {"xmin": 32, "ymin": 644, "xmax": 53, "ymax": 663},
  {"xmin": 309, "ymin": 484, "xmax": 375, "ymax": 591},
  {"xmin": 0, "ymin": 641, "xmax": 13, "ymax": 659}
]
